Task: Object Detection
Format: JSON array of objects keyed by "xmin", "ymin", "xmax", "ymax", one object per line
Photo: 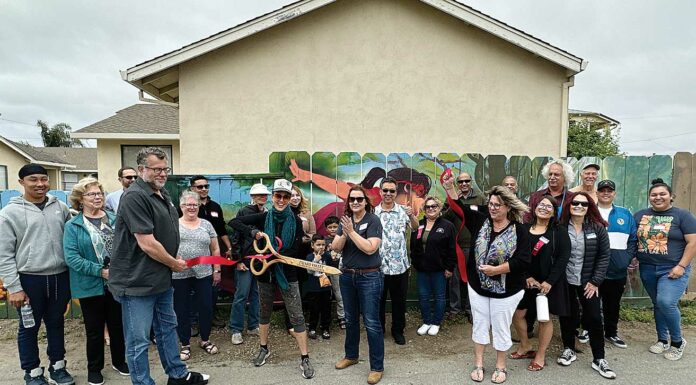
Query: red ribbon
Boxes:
[
  {"xmin": 185, "ymin": 256, "xmax": 239, "ymax": 267},
  {"xmin": 441, "ymin": 168, "xmax": 468, "ymax": 283},
  {"xmin": 531, "ymin": 239, "xmax": 546, "ymax": 257}
]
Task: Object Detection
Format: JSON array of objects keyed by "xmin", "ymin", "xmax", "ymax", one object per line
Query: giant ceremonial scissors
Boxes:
[{"xmin": 250, "ymin": 233, "xmax": 342, "ymax": 276}]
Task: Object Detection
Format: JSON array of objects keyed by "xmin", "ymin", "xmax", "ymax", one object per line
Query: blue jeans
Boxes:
[
  {"xmin": 640, "ymin": 264, "xmax": 691, "ymax": 343},
  {"xmin": 116, "ymin": 288, "xmax": 188, "ymax": 385},
  {"xmin": 17, "ymin": 272, "xmax": 71, "ymax": 372},
  {"xmin": 340, "ymin": 271, "xmax": 384, "ymax": 372},
  {"xmin": 417, "ymin": 271, "xmax": 447, "ymax": 325},
  {"xmin": 229, "ymin": 268, "xmax": 260, "ymax": 333}
]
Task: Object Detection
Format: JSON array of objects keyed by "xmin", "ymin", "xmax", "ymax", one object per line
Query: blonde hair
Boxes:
[
  {"xmin": 422, "ymin": 195, "xmax": 443, "ymax": 210},
  {"xmin": 291, "ymin": 185, "xmax": 308, "ymax": 212},
  {"xmin": 68, "ymin": 177, "xmax": 103, "ymax": 210},
  {"xmin": 487, "ymin": 185, "xmax": 529, "ymax": 223}
]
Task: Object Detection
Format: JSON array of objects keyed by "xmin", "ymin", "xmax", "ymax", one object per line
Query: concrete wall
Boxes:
[
  {"xmin": 178, "ymin": 0, "xmax": 570, "ymax": 175},
  {"xmin": 96, "ymin": 139, "xmax": 180, "ymax": 192}
]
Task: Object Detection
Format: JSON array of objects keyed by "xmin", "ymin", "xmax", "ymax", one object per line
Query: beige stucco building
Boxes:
[{"xmin": 75, "ymin": 0, "xmax": 587, "ymax": 191}]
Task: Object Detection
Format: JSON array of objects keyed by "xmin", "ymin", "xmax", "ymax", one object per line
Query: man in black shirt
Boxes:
[{"xmin": 109, "ymin": 147, "xmax": 209, "ymax": 385}]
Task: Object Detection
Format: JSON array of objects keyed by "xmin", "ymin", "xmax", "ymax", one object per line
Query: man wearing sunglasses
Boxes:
[
  {"xmin": 375, "ymin": 177, "xmax": 418, "ymax": 345},
  {"xmin": 105, "ymin": 167, "xmax": 137, "ymax": 213},
  {"xmin": 442, "ymin": 172, "xmax": 484, "ymax": 322}
]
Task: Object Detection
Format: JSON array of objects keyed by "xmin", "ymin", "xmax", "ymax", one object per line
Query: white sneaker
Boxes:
[
  {"xmin": 427, "ymin": 325, "xmax": 440, "ymax": 336},
  {"xmin": 649, "ymin": 341, "xmax": 669, "ymax": 354},
  {"xmin": 592, "ymin": 359, "xmax": 617, "ymax": 379},
  {"xmin": 664, "ymin": 338, "xmax": 687, "ymax": 361},
  {"xmin": 417, "ymin": 324, "xmax": 431, "ymax": 336},
  {"xmin": 557, "ymin": 348, "xmax": 577, "ymax": 366},
  {"xmin": 231, "ymin": 333, "xmax": 243, "ymax": 345},
  {"xmin": 247, "ymin": 327, "xmax": 260, "ymax": 336}
]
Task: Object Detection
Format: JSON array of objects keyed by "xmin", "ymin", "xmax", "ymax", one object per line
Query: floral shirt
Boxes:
[
  {"xmin": 375, "ymin": 204, "xmax": 411, "ymax": 275},
  {"xmin": 634, "ymin": 207, "xmax": 696, "ymax": 266}
]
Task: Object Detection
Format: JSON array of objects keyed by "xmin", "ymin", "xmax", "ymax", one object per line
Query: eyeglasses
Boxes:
[
  {"xmin": 457, "ymin": 179, "xmax": 472, "ymax": 184},
  {"xmin": 194, "ymin": 184, "xmax": 210, "ymax": 190},
  {"xmin": 273, "ymin": 193, "xmax": 291, "ymax": 201},
  {"xmin": 144, "ymin": 166, "xmax": 171, "ymax": 174},
  {"xmin": 182, "ymin": 204, "xmax": 199, "ymax": 208},
  {"xmin": 425, "ymin": 204, "xmax": 439, "ymax": 210},
  {"xmin": 348, "ymin": 197, "xmax": 365, "ymax": 203},
  {"xmin": 381, "ymin": 189, "xmax": 396, "ymax": 194},
  {"xmin": 122, "ymin": 176, "xmax": 137, "ymax": 180},
  {"xmin": 537, "ymin": 203, "xmax": 554, "ymax": 210},
  {"xmin": 489, "ymin": 202, "xmax": 505, "ymax": 210},
  {"xmin": 83, "ymin": 192, "xmax": 104, "ymax": 198},
  {"xmin": 570, "ymin": 201, "xmax": 590, "ymax": 207}
]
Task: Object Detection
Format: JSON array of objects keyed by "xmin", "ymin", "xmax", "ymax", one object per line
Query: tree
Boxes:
[
  {"xmin": 567, "ymin": 119, "xmax": 621, "ymax": 158},
  {"xmin": 37, "ymin": 120, "xmax": 83, "ymax": 147}
]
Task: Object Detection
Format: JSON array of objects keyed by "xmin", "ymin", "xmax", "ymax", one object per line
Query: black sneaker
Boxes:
[
  {"xmin": 393, "ymin": 333, "xmax": 406, "ymax": 345},
  {"xmin": 253, "ymin": 346, "xmax": 270, "ymax": 367},
  {"xmin": 606, "ymin": 335, "xmax": 627, "ymax": 349},
  {"xmin": 112, "ymin": 363, "xmax": 130, "ymax": 376},
  {"xmin": 300, "ymin": 357, "xmax": 315, "ymax": 379},
  {"xmin": 308, "ymin": 330, "xmax": 318, "ymax": 340},
  {"xmin": 557, "ymin": 348, "xmax": 577, "ymax": 366},
  {"xmin": 87, "ymin": 371, "xmax": 104, "ymax": 385},
  {"xmin": 48, "ymin": 360, "xmax": 75, "ymax": 385},
  {"xmin": 166, "ymin": 372, "xmax": 210, "ymax": 385},
  {"xmin": 24, "ymin": 368, "xmax": 48, "ymax": 385},
  {"xmin": 322, "ymin": 330, "xmax": 331, "ymax": 340},
  {"xmin": 592, "ymin": 359, "xmax": 617, "ymax": 379},
  {"xmin": 338, "ymin": 319, "xmax": 346, "ymax": 329},
  {"xmin": 577, "ymin": 329, "xmax": 589, "ymax": 344}
]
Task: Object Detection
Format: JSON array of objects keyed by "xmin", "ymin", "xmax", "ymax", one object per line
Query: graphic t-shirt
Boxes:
[{"xmin": 634, "ymin": 207, "xmax": 696, "ymax": 266}]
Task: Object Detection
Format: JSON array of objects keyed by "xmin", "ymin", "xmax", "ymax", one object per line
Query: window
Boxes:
[
  {"xmin": 121, "ymin": 145, "xmax": 173, "ymax": 171},
  {"xmin": 0, "ymin": 165, "xmax": 7, "ymax": 190},
  {"xmin": 62, "ymin": 172, "xmax": 79, "ymax": 191}
]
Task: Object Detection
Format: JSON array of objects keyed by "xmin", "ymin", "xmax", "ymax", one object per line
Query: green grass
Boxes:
[{"xmin": 620, "ymin": 300, "xmax": 696, "ymax": 325}]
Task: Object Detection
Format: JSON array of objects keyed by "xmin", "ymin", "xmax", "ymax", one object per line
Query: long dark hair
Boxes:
[
  {"xmin": 360, "ymin": 167, "xmax": 432, "ymax": 198},
  {"xmin": 343, "ymin": 185, "xmax": 374, "ymax": 217},
  {"xmin": 530, "ymin": 194, "xmax": 559, "ymax": 229},
  {"xmin": 560, "ymin": 191, "xmax": 607, "ymax": 227}
]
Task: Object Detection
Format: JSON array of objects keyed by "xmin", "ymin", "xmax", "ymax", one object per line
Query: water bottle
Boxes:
[
  {"xmin": 536, "ymin": 293, "xmax": 550, "ymax": 323},
  {"xmin": 20, "ymin": 303, "xmax": 35, "ymax": 328}
]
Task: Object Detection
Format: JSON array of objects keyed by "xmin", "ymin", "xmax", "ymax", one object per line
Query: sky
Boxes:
[{"xmin": 1, "ymin": 0, "xmax": 695, "ymax": 155}]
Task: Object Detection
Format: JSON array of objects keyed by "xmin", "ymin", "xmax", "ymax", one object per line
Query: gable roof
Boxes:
[
  {"xmin": 0, "ymin": 135, "xmax": 75, "ymax": 168},
  {"xmin": 569, "ymin": 109, "xmax": 620, "ymax": 128},
  {"xmin": 73, "ymin": 104, "xmax": 179, "ymax": 139},
  {"xmin": 35, "ymin": 147, "xmax": 98, "ymax": 172},
  {"xmin": 121, "ymin": 0, "xmax": 587, "ymax": 103}
]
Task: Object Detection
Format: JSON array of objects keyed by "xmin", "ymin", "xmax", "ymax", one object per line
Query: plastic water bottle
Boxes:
[
  {"xmin": 20, "ymin": 304, "xmax": 35, "ymax": 328},
  {"xmin": 536, "ymin": 294, "xmax": 550, "ymax": 323}
]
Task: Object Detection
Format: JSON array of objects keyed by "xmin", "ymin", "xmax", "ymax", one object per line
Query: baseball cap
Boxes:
[
  {"xmin": 272, "ymin": 179, "xmax": 292, "ymax": 194},
  {"xmin": 597, "ymin": 180, "xmax": 616, "ymax": 191},
  {"xmin": 582, "ymin": 163, "xmax": 600, "ymax": 171},
  {"xmin": 249, "ymin": 183, "xmax": 270, "ymax": 195}
]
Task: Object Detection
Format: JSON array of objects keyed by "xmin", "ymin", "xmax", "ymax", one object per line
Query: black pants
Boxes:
[
  {"xmin": 306, "ymin": 291, "xmax": 331, "ymax": 332},
  {"xmin": 600, "ymin": 278, "xmax": 626, "ymax": 338},
  {"xmin": 380, "ymin": 271, "xmax": 408, "ymax": 336},
  {"xmin": 172, "ymin": 276, "xmax": 213, "ymax": 345},
  {"xmin": 560, "ymin": 283, "xmax": 605, "ymax": 360},
  {"xmin": 79, "ymin": 288, "xmax": 126, "ymax": 373}
]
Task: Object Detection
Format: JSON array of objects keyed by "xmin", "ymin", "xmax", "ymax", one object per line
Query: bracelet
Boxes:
[
  {"xmin": 214, "ymin": 270, "xmax": 221, "ymax": 273},
  {"xmin": 678, "ymin": 264, "xmax": 688, "ymax": 270}
]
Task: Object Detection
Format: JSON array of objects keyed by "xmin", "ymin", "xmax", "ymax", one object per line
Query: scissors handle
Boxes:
[{"xmin": 249, "ymin": 257, "xmax": 283, "ymax": 276}]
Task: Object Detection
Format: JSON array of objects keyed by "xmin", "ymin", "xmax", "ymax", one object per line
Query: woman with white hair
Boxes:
[
  {"xmin": 525, "ymin": 159, "xmax": 575, "ymax": 223},
  {"xmin": 442, "ymin": 174, "xmax": 531, "ymax": 384}
]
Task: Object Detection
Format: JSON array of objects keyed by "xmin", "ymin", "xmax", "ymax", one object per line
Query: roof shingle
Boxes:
[{"xmin": 75, "ymin": 104, "xmax": 179, "ymax": 135}]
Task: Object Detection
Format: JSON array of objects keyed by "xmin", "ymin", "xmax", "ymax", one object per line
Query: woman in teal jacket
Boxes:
[{"xmin": 64, "ymin": 178, "xmax": 129, "ymax": 385}]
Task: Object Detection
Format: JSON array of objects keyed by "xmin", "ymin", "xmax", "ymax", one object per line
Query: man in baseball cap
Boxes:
[{"xmin": 570, "ymin": 163, "xmax": 600, "ymax": 202}]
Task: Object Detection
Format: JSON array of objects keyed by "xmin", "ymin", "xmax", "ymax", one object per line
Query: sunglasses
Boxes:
[
  {"xmin": 425, "ymin": 204, "xmax": 439, "ymax": 210},
  {"xmin": 273, "ymin": 193, "xmax": 291, "ymax": 201},
  {"xmin": 194, "ymin": 184, "xmax": 210, "ymax": 190},
  {"xmin": 457, "ymin": 179, "xmax": 472, "ymax": 184},
  {"xmin": 348, "ymin": 197, "xmax": 365, "ymax": 203},
  {"xmin": 381, "ymin": 189, "xmax": 396, "ymax": 194},
  {"xmin": 122, "ymin": 176, "xmax": 137, "ymax": 180},
  {"xmin": 570, "ymin": 201, "xmax": 589, "ymax": 207}
]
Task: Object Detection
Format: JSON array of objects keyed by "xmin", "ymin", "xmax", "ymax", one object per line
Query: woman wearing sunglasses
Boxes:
[
  {"xmin": 332, "ymin": 186, "xmax": 384, "ymax": 385},
  {"xmin": 557, "ymin": 192, "xmax": 615, "ymax": 379},
  {"xmin": 410, "ymin": 196, "xmax": 456, "ymax": 337},
  {"xmin": 510, "ymin": 195, "xmax": 570, "ymax": 371},
  {"xmin": 442, "ymin": 173, "xmax": 530, "ymax": 384},
  {"xmin": 229, "ymin": 179, "xmax": 314, "ymax": 379}
]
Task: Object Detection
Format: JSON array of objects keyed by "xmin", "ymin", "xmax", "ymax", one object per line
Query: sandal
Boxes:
[
  {"xmin": 470, "ymin": 366, "xmax": 484, "ymax": 382},
  {"xmin": 200, "ymin": 340, "xmax": 219, "ymax": 355},
  {"xmin": 509, "ymin": 350, "xmax": 536, "ymax": 359},
  {"xmin": 527, "ymin": 360, "xmax": 544, "ymax": 371},
  {"xmin": 180, "ymin": 345, "xmax": 191, "ymax": 361},
  {"xmin": 491, "ymin": 368, "xmax": 507, "ymax": 384}
]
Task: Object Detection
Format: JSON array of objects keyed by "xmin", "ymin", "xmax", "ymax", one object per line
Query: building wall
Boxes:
[
  {"xmin": 0, "ymin": 141, "xmax": 29, "ymax": 190},
  {"xmin": 96, "ymin": 139, "xmax": 180, "ymax": 192},
  {"xmin": 178, "ymin": 0, "xmax": 570, "ymax": 175}
]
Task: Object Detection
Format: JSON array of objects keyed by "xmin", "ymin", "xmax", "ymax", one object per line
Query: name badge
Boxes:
[
  {"xmin": 539, "ymin": 236, "xmax": 550, "ymax": 244},
  {"xmin": 417, "ymin": 225, "xmax": 425, "ymax": 239},
  {"xmin": 470, "ymin": 205, "xmax": 479, "ymax": 211},
  {"xmin": 210, "ymin": 211, "xmax": 219, "ymax": 218},
  {"xmin": 436, "ymin": 227, "xmax": 445, "ymax": 233},
  {"xmin": 358, "ymin": 223, "xmax": 368, "ymax": 231},
  {"xmin": 587, "ymin": 233, "xmax": 597, "ymax": 239}
]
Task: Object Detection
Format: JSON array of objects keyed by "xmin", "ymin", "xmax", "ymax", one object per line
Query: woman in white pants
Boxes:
[{"xmin": 443, "ymin": 175, "xmax": 531, "ymax": 384}]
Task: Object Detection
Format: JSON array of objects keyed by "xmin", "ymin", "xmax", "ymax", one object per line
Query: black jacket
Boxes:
[
  {"xmin": 574, "ymin": 221, "xmax": 611, "ymax": 287},
  {"xmin": 410, "ymin": 217, "xmax": 457, "ymax": 272},
  {"xmin": 524, "ymin": 223, "xmax": 571, "ymax": 286},
  {"xmin": 229, "ymin": 204, "xmax": 264, "ymax": 264}
]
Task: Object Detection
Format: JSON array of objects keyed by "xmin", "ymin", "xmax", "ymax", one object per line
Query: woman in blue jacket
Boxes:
[{"xmin": 64, "ymin": 178, "xmax": 128, "ymax": 385}]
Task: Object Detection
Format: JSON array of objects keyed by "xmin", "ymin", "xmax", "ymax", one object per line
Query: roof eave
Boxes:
[{"xmin": 72, "ymin": 132, "xmax": 180, "ymax": 140}]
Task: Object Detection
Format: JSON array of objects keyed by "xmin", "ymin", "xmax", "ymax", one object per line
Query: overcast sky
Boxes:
[{"xmin": 1, "ymin": 0, "xmax": 694, "ymax": 155}]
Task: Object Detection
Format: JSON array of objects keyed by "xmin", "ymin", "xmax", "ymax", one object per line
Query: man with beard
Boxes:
[{"xmin": 525, "ymin": 159, "xmax": 575, "ymax": 223}]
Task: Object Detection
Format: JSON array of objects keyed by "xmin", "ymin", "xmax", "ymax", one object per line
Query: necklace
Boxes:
[{"xmin": 492, "ymin": 220, "xmax": 510, "ymax": 232}]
